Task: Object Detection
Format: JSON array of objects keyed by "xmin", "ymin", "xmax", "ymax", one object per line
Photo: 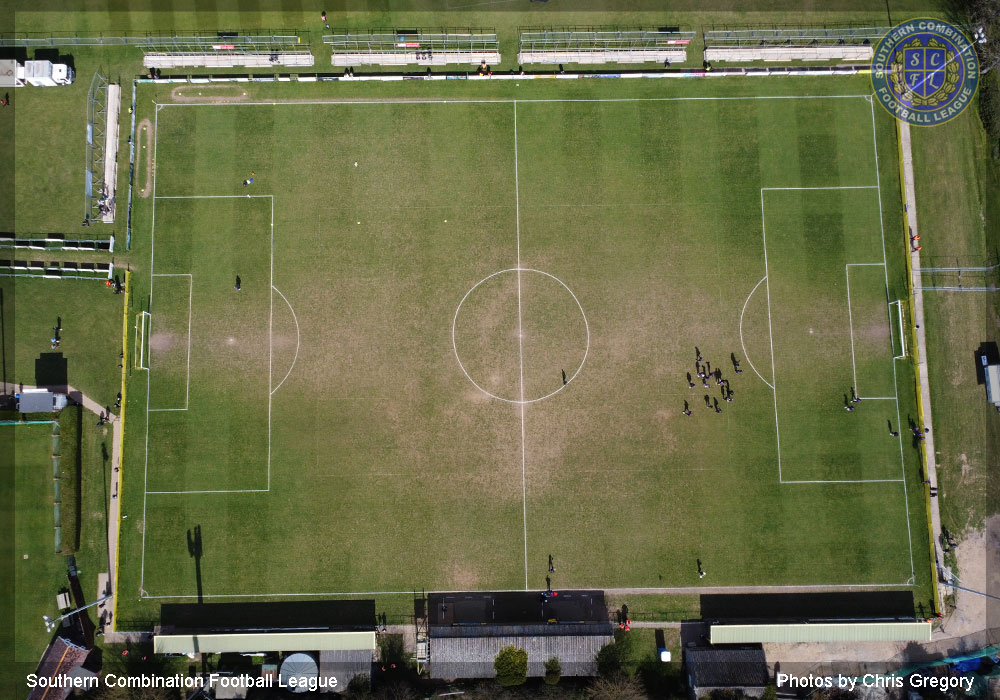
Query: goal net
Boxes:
[
  {"xmin": 135, "ymin": 311, "xmax": 151, "ymax": 370},
  {"xmin": 889, "ymin": 300, "xmax": 906, "ymax": 360}
]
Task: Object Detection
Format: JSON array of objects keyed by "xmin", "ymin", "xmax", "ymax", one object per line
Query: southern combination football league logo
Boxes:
[{"xmin": 872, "ymin": 18, "xmax": 980, "ymax": 126}]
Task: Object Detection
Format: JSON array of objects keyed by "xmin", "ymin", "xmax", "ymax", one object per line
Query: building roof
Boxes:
[
  {"xmin": 431, "ymin": 622, "xmax": 614, "ymax": 638},
  {"xmin": 319, "ymin": 649, "xmax": 373, "ymax": 690},
  {"xmin": 28, "ymin": 636, "xmax": 90, "ymax": 700},
  {"xmin": 699, "ymin": 591, "xmax": 917, "ymax": 622},
  {"xmin": 159, "ymin": 600, "xmax": 375, "ymax": 633},
  {"xmin": 686, "ymin": 648, "xmax": 769, "ymax": 689},
  {"xmin": 19, "ymin": 389, "xmax": 55, "ymax": 413},
  {"xmin": 709, "ymin": 622, "xmax": 932, "ymax": 644},
  {"xmin": 429, "ymin": 632, "xmax": 613, "ymax": 679},
  {"xmin": 153, "ymin": 631, "xmax": 376, "ymax": 654},
  {"xmin": 429, "ymin": 590, "xmax": 609, "ymax": 627}
]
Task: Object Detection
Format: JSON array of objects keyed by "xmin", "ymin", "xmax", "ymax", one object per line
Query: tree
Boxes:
[
  {"xmin": 595, "ymin": 639, "xmax": 621, "ymax": 677},
  {"xmin": 544, "ymin": 657, "xmax": 563, "ymax": 685},
  {"xmin": 967, "ymin": 0, "xmax": 1000, "ymax": 75},
  {"xmin": 494, "ymin": 645, "xmax": 529, "ymax": 687},
  {"xmin": 375, "ymin": 681, "xmax": 419, "ymax": 700},
  {"xmin": 586, "ymin": 673, "xmax": 648, "ymax": 700}
]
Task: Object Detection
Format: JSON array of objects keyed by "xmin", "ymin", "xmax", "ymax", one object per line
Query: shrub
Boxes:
[
  {"xmin": 494, "ymin": 645, "xmax": 528, "ymax": 687},
  {"xmin": 979, "ymin": 71, "xmax": 1000, "ymax": 156},
  {"xmin": 544, "ymin": 657, "xmax": 562, "ymax": 685},
  {"xmin": 586, "ymin": 673, "xmax": 648, "ymax": 700}
]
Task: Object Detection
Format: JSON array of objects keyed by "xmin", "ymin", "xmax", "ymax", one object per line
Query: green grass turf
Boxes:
[
  {"xmin": 111, "ymin": 77, "xmax": 931, "ymax": 621},
  {"xmin": 911, "ymin": 110, "xmax": 1000, "ymax": 537},
  {"xmin": 2, "ymin": 276, "xmax": 124, "ymax": 408},
  {"xmin": 8, "ymin": 415, "xmax": 111, "ymax": 664}
]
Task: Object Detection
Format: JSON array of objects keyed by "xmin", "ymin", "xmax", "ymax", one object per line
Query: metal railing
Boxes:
[
  {"xmin": 703, "ymin": 25, "xmax": 890, "ymax": 47},
  {"xmin": 519, "ymin": 26, "xmax": 696, "ymax": 53},
  {"xmin": 0, "ymin": 30, "xmax": 308, "ymax": 53},
  {"xmin": 325, "ymin": 28, "xmax": 498, "ymax": 55}
]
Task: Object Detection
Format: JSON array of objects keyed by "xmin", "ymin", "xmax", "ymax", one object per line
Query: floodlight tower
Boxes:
[{"xmin": 43, "ymin": 594, "xmax": 111, "ymax": 633}]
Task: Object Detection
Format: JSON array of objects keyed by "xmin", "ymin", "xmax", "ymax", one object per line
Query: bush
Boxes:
[
  {"xmin": 544, "ymin": 657, "xmax": 562, "ymax": 685},
  {"xmin": 586, "ymin": 673, "xmax": 648, "ymax": 700},
  {"xmin": 494, "ymin": 645, "xmax": 528, "ymax": 687},
  {"xmin": 979, "ymin": 71, "xmax": 1000, "ymax": 156}
]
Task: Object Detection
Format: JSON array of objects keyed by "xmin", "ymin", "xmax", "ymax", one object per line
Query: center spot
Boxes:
[{"xmin": 452, "ymin": 268, "xmax": 589, "ymax": 404}]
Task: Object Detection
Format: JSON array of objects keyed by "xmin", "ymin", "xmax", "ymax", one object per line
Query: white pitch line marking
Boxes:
[
  {"xmin": 158, "ymin": 94, "xmax": 875, "ymax": 108},
  {"xmin": 759, "ymin": 190, "xmax": 782, "ymax": 482},
  {"xmin": 738, "ymin": 276, "xmax": 773, "ymax": 390},
  {"xmin": 142, "ymin": 93, "xmax": 915, "ymax": 597},
  {"xmin": 783, "ymin": 479, "xmax": 905, "ymax": 484},
  {"xmin": 870, "ymin": 97, "xmax": 916, "ymax": 582},
  {"xmin": 270, "ymin": 286, "xmax": 300, "ymax": 396},
  {"xmin": 139, "ymin": 106, "xmax": 161, "ymax": 591},
  {"xmin": 846, "ymin": 265, "xmax": 859, "ymax": 392},
  {"xmin": 514, "ymin": 101, "xmax": 529, "ymax": 592}
]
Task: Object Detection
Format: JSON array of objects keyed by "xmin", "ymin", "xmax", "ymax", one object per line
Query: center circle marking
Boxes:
[{"xmin": 452, "ymin": 268, "xmax": 589, "ymax": 404}]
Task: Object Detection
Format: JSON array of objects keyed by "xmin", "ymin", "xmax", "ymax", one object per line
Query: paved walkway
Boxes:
[{"xmin": 897, "ymin": 120, "xmax": 945, "ymax": 610}]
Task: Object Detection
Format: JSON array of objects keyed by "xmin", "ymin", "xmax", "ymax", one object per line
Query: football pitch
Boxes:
[{"xmin": 119, "ymin": 86, "xmax": 931, "ymax": 605}]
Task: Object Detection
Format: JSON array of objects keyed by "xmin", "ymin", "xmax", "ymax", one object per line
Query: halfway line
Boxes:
[{"xmin": 514, "ymin": 101, "xmax": 529, "ymax": 592}]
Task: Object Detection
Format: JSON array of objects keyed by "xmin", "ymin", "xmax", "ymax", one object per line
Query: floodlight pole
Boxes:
[{"xmin": 43, "ymin": 594, "xmax": 112, "ymax": 633}]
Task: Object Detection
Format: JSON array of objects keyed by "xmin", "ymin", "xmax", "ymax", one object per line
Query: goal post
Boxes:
[
  {"xmin": 135, "ymin": 311, "xmax": 151, "ymax": 370},
  {"xmin": 889, "ymin": 300, "xmax": 906, "ymax": 359}
]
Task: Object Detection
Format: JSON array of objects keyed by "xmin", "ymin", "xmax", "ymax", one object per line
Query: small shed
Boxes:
[
  {"xmin": 0, "ymin": 59, "xmax": 22, "ymax": 88},
  {"xmin": 17, "ymin": 388, "xmax": 66, "ymax": 413},
  {"xmin": 983, "ymin": 355, "xmax": 1000, "ymax": 409},
  {"xmin": 685, "ymin": 647, "xmax": 769, "ymax": 700}
]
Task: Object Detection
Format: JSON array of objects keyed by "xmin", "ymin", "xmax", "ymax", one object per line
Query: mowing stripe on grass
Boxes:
[
  {"xmin": 146, "ymin": 273, "xmax": 191, "ymax": 412},
  {"xmin": 870, "ymin": 98, "xmax": 916, "ymax": 584}
]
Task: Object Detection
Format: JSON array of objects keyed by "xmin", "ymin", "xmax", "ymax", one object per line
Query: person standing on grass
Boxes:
[
  {"xmin": 321, "ymin": 11, "xmax": 330, "ymax": 29},
  {"xmin": 235, "ymin": 276, "xmax": 241, "ymax": 292}
]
